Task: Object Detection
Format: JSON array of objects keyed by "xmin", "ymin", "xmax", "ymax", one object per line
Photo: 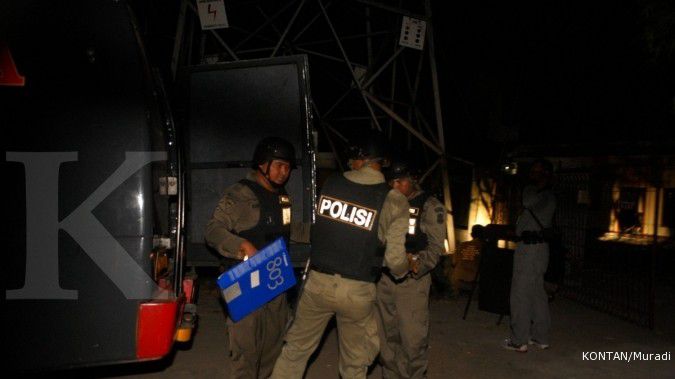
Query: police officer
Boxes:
[
  {"xmin": 377, "ymin": 160, "xmax": 446, "ymax": 379},
  {"xmin": 205, "ymin": 137, "xmax": 299, "ymax": 378},
  {"xmin": 502, "ymin": 159, "xmax": 556, "ymax": 352},
  {"xmin": 271, "ymin": 133, "xmax": 410, "ymax": 379}
]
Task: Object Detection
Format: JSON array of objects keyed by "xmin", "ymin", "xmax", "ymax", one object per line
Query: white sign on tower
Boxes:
[
  {"xmin": 399, "ymin": 16, "xmax": 426, "ymax": 50},
  {"xmin": 197, "ymin": 0, "xmax": 229, "ymax": 30}
]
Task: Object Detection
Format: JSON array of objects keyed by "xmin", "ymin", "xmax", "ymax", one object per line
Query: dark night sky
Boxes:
[
  {"xmin": 131, "ymin": 0, "xmax": 674, "ymax": 164},
  {"xmin": 434, "ymin": 0, "xmax": 675, "ymax": 163}
]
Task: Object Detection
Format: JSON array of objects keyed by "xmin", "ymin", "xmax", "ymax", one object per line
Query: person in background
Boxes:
[
  {"xmin": 449, "ymin": 224, "xmax": 485, "ymax": 296},
  {"xmin": 502, "ymin": 159, "xmax": 556, "ymax": 353}
]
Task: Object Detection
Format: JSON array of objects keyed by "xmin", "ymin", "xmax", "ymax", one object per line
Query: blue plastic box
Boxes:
[{"xmin": 217, "ymin": 238, "xmax": 296, "ymax": 322}]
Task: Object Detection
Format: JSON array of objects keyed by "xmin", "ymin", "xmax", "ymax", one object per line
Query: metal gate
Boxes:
[{"xmin": 554, "ymin": 172, "xmax": 656, "ymax": 328}]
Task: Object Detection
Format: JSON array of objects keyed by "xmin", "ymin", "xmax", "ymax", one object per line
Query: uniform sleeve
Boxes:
[
  {"xmin": 413, "ymin": 196, "xmax": 447, "ymax": 278},
  {"xmin": 204, "ymin": 185, "xmax": 253, "ymax": 260},
  {"xmin": 379, "ymin": 189, "xmax": 411, "ymax": 278}
]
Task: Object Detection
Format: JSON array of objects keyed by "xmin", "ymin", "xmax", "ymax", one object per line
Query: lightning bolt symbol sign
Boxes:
[{"xmin": 208, "ymin": 4, "xmax": 217, "ymax": 19}]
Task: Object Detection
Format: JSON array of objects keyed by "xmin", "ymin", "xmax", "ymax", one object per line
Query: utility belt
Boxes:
[
  {"xmin": 516, "ymin": 230, "xmax": 547, "ymax": 244},
  {"xmin": 381, "ymin": 267, "xmax": 410, "ymax": 284}
]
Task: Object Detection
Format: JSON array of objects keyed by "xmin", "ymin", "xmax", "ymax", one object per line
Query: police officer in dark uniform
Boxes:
[
  {"xmin": 205, "ymin": 137, "xmax": 298, "ymax": 378},
  {"xmin": 377, "ymin": 160, "xmax": 446, "ymax": 379},
  {"xmin": 271, "ymin": 134, "xmax": 410, "ymax": 379}
]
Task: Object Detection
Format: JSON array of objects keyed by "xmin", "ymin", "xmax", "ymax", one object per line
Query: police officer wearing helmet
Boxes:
[
  {"xmin": 271, "ymin": 133, "xmax": 410, "ymax": 379},
  {"xmin": 377, "ymin": 159, "xmax": 446, "ymax": 379},
  {"xmin": 205, "ymin": 136, "xmax": 304, "ymax": 378}
]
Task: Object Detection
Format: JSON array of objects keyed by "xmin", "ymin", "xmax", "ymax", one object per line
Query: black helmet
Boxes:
[
  {"xmin": 385, "ymin": 159, "xmax": 417, "ymax": 181},
  {"xmin": 345, "ymin": 131, "xmax": 389, "ymax": 161},
  {"xmin": 252, "ymin": 137, "xmax": 297, "ymax": 168}
]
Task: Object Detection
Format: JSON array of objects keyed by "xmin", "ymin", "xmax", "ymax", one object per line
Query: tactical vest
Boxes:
[
  {"xmin": 405, "ymin": 192, "xmax": 431, "ymax": 253},
  {"xmin": 310, "ymin": 174, "xmax": 390, "ymax": 282},
  {"xmin": 236, "ymin": 179, "xmax": 291, "ymax": 250}
]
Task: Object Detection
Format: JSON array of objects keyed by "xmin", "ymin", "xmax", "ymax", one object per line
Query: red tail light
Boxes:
[
  {"xmin": 136, "ymin": 299, "xmax": 182, "ymax": 360},
  {"xmin": 0, "ymin": 44, "xmax": 26, "ymax": 87}
]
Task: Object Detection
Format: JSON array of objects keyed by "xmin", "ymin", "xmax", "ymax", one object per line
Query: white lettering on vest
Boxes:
[
  {"xmin": 339, "ymin": 204, "xmax": 351, "ymax": 222},
  {"xmin": 364, "ymin": 211, "xmax": 373, "ymax": 228},
  {"xmin": 354, "ymin": 208, "xmax": 368, "ymax": 226},
  {"xmin": 319, "ymin": 198, "xmax": 332, "ymax": 214},
  {"xmin": 348, "ymin": 207, "xmax": 357, "ymax": 223},
  {"xmin": 317, "ymin": 195, "xmax": 378, "ymax": 231},
  {"xmin": 329, "ymin": 201, "xmax": 342, "ymax": 218}
]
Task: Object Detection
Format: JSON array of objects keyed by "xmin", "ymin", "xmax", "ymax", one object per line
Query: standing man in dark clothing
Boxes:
[
  {"xmin": 503, "ymin": 159, "xmax": 556, "ymax": 352},
  {"xmin": 377, "ymin": 160, "xmax": 446, "ymax": 379},
  {"xmin": 271, "ymin": 134, "xmax": 410, "ymax": 379},
  {"xmin": 205, "ymin": 137, "xmax": 298, "ymax": 378}
]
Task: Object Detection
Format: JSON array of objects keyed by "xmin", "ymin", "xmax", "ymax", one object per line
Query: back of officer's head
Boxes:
[
  {"xmin": 345, "ymin": 131, "xmax": 389, "ymax": 170},
  {"xmin": 252, "ymin": 137, "xmax": 297, "ymax": 168}
]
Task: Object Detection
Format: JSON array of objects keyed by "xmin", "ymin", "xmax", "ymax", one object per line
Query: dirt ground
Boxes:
[{"xmin": 79, "ymin": 273, "xmax": 674, "ymax": 379}]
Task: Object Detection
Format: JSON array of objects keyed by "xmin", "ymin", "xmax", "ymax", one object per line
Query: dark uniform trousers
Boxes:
[
  {"xmin": 376, "ymin": 274, "xmax": 431, "ymax": 379},
  {"xmin": 227, "ymin": 293, "xmax": 289, "ymax": 378}
]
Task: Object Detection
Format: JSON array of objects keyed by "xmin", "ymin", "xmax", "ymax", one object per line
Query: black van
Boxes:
[
  {"xmin": 3, "ymin": 0, "xmax": 314, "ymax": 372},
  {"xmin": 3, "ymin": 0, "xmax": 194, "ymax": 372}
]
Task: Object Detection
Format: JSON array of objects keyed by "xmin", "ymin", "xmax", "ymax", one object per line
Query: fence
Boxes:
[{"xmin": 553, "ymin": 172, "xmax": 656, "ymax": 327}]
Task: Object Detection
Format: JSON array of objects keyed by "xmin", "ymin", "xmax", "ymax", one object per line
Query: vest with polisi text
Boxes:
[
  {"xmin": 405, "ymin": 192, "xmax": 431, "ymax": 253},
  {"xmin": 310, "ymin": 174, "xmax": 390, "ymax": 282},
  {"xmin": 236, "ymin": 179, "xmax": 291, "ymax": 250}
]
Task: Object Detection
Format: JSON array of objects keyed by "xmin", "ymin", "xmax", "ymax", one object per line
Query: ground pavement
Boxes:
[{"xmin": 79, "ymin": 275, "xmax": 674, "ymax": 379}]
